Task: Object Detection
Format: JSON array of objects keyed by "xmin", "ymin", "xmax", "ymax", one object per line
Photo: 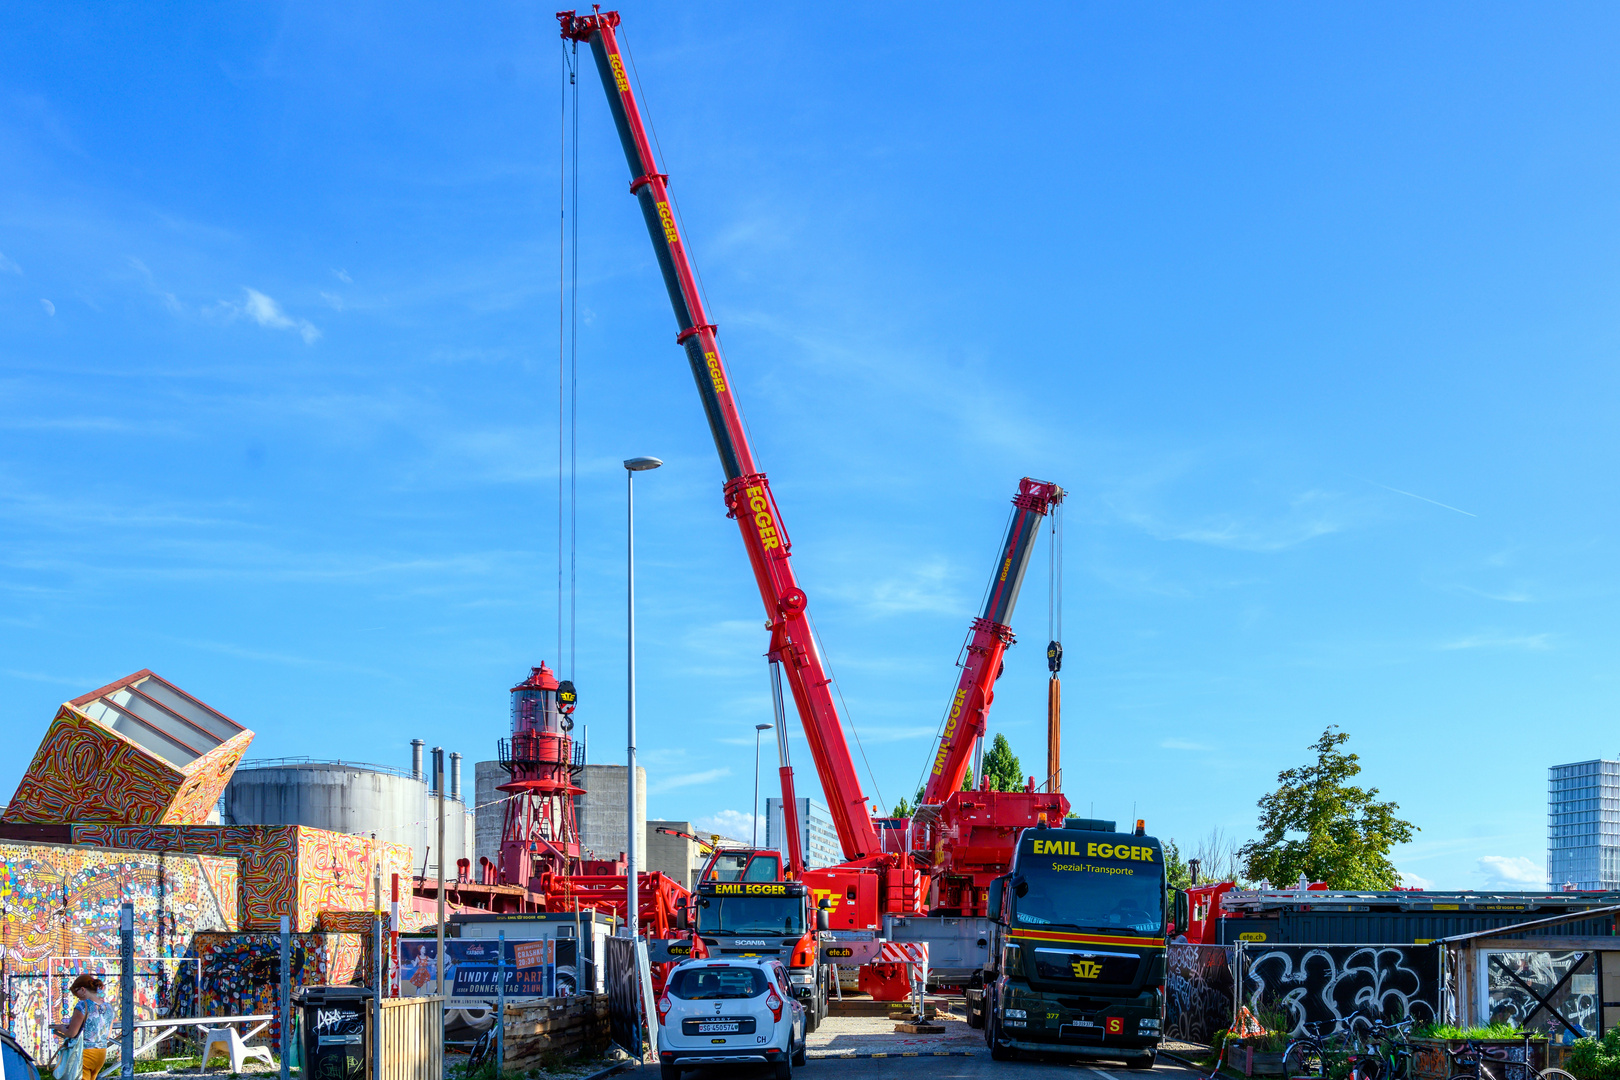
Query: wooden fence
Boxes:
[
  {"xmin": 374, "ymin": 995, "xmax": 444, "ymax": 1080},
  {"xmin": 501, "ymin": 996, "xmax": 610, "ymax": 1071}
]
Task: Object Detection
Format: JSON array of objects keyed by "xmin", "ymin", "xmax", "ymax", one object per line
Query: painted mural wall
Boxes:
[
  {"xmin": 70, "ymin": 825, "xmax": 410, "ymax": 932},
  {"xmin": 1167, "ymin": 943, "xmax": 1235, "ymax": 1045},
  {"xmin": 0, "ymin": 840, "xmax": 234, "ymax": 1062}
]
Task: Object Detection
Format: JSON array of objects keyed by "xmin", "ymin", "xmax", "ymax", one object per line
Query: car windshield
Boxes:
[
  {"xmin": 1013, "ymin": 849, "xmax": 1164, "ymax": 934},
  {"xmin": 697, "ymin": 896, "xmax": 804, "ymax": 935},
  {"xmin": 667, "ymin": 966, "xmax": 770, "ymax": 999}
]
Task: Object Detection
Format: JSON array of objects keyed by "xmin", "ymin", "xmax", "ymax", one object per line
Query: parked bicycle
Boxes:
[
  {"xmin": 1283, "ymin": 1019, "xmax": 1348, "ymax": 1079},
  {"xmin": 1350, "ymin": 1017, "xmax": 1416, "ymax": 1080},
  {"xmin": 1443, "ymin": 1035, "xmax": 1577, "ymax": 1080}
]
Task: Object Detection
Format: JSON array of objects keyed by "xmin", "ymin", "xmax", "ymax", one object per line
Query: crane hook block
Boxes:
[
  {"xmin": 557, "ymin": 679, "xmax": 578, "ymax": 715},
  {"xmin": 777, "ymin": 589, "xmax": 807, "ymax": 616},
  {"xmin": 1046, "ymin": 641, "xmax": 1062, "ymax": 673}
]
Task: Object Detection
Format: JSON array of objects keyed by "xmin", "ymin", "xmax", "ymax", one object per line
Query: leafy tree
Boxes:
[
  {"xmin": 982, "ymin": 733, "xmax": 1024, "ymax": 793},
  {"xmin": 1164, "ymin": 839, "xmax": 1192, "ymax": 893},
  {"xmin": 1238, "ymin": 726, "xmax": 1417, "ymax": 889},
  {"xmin": 891, "ymin": 796, "xmax": 913, "ymax": 818}
]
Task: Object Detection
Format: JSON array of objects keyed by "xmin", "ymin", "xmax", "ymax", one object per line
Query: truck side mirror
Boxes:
[
  {"xmin": 987, "ymin": 876, "xmax": 1006, "ymax": 922},
  {"xmin": 677, "ymin": 906, "xmax": 690, "ymax": 931},
  {"xmin": 1172, "ymin": 890, "xmax": 1189, "ymax": 937},
  {"xmin": 816, "ymin": 910, "xmax": 829, "ymax": 932},
  {"xmin": 818, "ymin": 898, "xmax": 834, "ymax": 910}
]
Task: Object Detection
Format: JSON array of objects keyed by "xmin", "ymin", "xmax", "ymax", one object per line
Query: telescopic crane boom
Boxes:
[
  {"xmin": 559, "ymin": 9, "xmax": 881, "ymax": 861},
  {"xmin": 921, "ymin": 478, "xmax": 1064, "ymax": 805}
]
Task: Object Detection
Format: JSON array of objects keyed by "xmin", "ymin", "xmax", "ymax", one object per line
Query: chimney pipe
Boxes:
[
  {"xmin": 411, "ymin": 739, "xmax": 425, "ymax": 781},
  {"xmin": 430, "ymin": 746, "xmax": 443, "ymax": 795},
  {"xmin": 449, "ymin": 752, "xmax": 462, "ymax": 802}
]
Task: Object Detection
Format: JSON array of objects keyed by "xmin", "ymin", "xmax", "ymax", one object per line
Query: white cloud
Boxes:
[
  {"xmin": 1477, "ymin": 855, "xmax": 1543, "ymax": 887},
  {"xmin": 648, "ymin": 767, "xmax": 731, "ymax": 794},
  {"xmin": 1398, "ymin": 870, "xmax": 1434, "ymax": 890},
  {"xmin": 693, "ymin": 809, "xmax": 760, "ymax": 844},
  {"xmin": 39, "ymin": 299, "xmax": 54, "ymax": 316},
  {"xmin": 1441, "ymin": 633, "xmax": 1552, "ymax": 652},
  {"xmin": 1160, "ymin": 738, "xmax": 1212, "ymax": 751},
  {"xmin": 0, "ymin": 252, "xmax": 21, "ymax": 274},
  {"xmin": 224, "ymin": 288, "xmax": 320, "ymax": 343},
  {"xmin": 332, "ymin": 268, "xmax": 352, "ymax": 283}
]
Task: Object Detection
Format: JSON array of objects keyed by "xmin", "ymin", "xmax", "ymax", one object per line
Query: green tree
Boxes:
[
  {"xmin": 891, "ymin": 796, "xmax": 913, "ymax": 818},
  {"xmin": 1237, "ymin": 726, "xmax": 1417, "ymax": 889},
  {"xmin": 982, "ymin": 733, "xmax": 1024, "ymax": 793},
  {"xmin": 1164, "ymin": 839, "xmax": 1192, "ymax": 893}
]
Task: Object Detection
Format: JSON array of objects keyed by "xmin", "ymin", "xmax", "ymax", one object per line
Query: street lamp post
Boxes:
[
  {"xmin": 753, "ymin": 723, "xmax": 772, "ymax": 847},
  {"xmin": 624, "ymin": 455, "xmax": 662, "ymax": 937}
]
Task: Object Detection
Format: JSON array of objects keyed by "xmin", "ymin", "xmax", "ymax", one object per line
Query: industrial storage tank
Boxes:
[{"xmin": 223, "ymin": 746, "xmax": 473, "ymax": 880}]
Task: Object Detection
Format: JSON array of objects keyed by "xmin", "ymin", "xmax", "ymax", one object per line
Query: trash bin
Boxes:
[{"xmin": 296, "ymin": 986, "xmax": 372, "ymax": 1080}]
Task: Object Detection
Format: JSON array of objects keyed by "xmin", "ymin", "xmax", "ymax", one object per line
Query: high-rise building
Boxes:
[
  {"xmin": 1548, "ymin": 759, "xmax": 1620, "ymax": 890},
  {"xmin": 765, "ymin": 797, "xmax": 841, "ymax": 869}
]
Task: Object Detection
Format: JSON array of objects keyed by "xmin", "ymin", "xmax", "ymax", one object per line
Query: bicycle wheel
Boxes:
[
  {"xmin": 1285, "ymin": 1043, "xmax": 1326, "ymax": 1078},
  {"xmin": 1538, "ymin": 1069, "xmax": 1579, "ymax": 1080}
]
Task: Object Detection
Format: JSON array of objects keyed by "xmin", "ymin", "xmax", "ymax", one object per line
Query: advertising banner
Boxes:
[{"xmin": 397, "ymin": 938, "xmax": 562, "ymax": 1001}]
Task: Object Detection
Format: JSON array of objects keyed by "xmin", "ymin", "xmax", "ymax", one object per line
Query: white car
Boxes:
[{"xmin": 656, "ymin": 956, "xmax": 808, "ymax": 1080}]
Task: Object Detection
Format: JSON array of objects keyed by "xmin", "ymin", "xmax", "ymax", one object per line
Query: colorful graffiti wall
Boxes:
[
  {"xmin": 1167, "ymin": 943, "xmax": 1235, "ymax": 1045},
  {"xmin": 180, "ymin": 931, "xmax": 370, "ymax": 1047},
  {"xmin": 3, "ymin": 706, "xmax": 251, "ymax": 827},
  {"xmin": 0, "ymin": 840, "xmax": 235, "ymax": 1061},
  {"xmin": 1239, "ymin": 943, "xmax": 1441, "ymax": 1036},
  {"xmin": 70, "ymin": 825, "xmax": 410, "ymax": 932}
]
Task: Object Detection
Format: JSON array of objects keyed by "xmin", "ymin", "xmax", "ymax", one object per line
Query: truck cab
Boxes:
[
  {"xmin": 692, "ymin": 877, "xmax": 832, "ymax": 1032},
  {"xmin": 968, "ymin": 819, "xmax": 1167, "ymax": 1067}
]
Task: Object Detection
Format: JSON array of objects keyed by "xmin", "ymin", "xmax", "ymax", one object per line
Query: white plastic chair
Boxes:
[{"xmin": 200, "ymin": 1028, "xmax": 273, "ymax": 1073}]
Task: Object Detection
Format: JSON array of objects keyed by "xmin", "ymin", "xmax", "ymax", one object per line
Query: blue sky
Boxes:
[{"xmin": 3, "ymin": 3, "xmax": 1618, "ymax": 891}]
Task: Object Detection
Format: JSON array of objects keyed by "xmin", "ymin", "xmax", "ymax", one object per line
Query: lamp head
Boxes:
[
  {"xmin": 756, "ymin": 723, "xmax": 772, "ymax": 731},
  {"xmin": 624, "ymin": 456, "xmax": 663, "ymax": 472}
]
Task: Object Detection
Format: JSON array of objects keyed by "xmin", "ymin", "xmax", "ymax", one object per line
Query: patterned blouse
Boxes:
[{"xmin": 75, "ymin": 996, "xmax": 114, "ymax": 1049}]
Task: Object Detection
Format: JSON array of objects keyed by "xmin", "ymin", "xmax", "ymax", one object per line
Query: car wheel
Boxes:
[
  {"xmin": 988, "ymin": 1010, "xmax": 1014, "ymax": 1062},
  {"xmin": 804, "ymin": 997, "xmax": 819, "ymax": 1034},
  {"xmin": 793, "ymin": 1036, "xmax": 807, "ymax": 1068},
  {"xmin": 660, "ymin": 1063, "xmax": 683, "ymax": 1080},
  {"xmin": 774, "ymin": 1053, "xmax": 793, "ymax": 1080}
]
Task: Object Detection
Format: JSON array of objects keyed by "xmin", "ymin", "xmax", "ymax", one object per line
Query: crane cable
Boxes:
[{"xmin": 559, "ymin": 39, "xmax": 581, "ymax": 679}]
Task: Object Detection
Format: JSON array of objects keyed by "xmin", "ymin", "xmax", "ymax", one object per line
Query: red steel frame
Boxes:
[{"xmin": 559, "ymin": 9, "xmax": 880, "ymax": 861}]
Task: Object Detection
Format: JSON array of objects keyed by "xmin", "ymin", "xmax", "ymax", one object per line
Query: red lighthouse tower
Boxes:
[{"xmin": 497, "ymin": 663, "xmax": 583, "ymax": 890}]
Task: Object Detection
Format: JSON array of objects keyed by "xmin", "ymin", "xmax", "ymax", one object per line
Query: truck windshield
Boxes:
[
  {"xmin": 1013, "ymin": 853, "xmax": 1164, "ymax": 934},
  {"xmin": 697, "ymin": 897, "xmax": 804, "ymax": 935}
]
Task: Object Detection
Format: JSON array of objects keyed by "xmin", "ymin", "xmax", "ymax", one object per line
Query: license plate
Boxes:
[{"xmin": 697, "ymin": 1023, "xmax": 740, "ymax": 1033}]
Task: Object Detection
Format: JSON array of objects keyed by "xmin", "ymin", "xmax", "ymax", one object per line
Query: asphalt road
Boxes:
[{"xmin": 625, "ymin": 1051, "xmax": 1209, "ymax": 1080}]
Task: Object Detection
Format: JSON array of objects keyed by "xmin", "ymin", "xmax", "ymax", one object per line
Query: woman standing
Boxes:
[{"xmin": 51, "ymin": 975, "xmax": 114, "ymax": 1080}]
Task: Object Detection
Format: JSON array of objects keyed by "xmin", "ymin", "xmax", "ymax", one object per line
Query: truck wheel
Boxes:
[
  {"xmin": 965, "ymin": 993, "xmax": 984, "ymax": 1030},
  {"xmin": 1127, "ymin": 1053, "xmax": 1156, "ymax": 1069},
  {"xmin": 988, "ymin": 1012, "xmax": 1014, "ymax": 1062}
]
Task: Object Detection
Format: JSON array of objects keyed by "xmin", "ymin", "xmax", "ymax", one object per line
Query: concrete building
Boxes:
[
  {"xmin": 647, "ymin": 820, "xmax": 710, "ymax": 890},
  {"xmin": 1549, "ymin": 759, "xmax": 1620, "ymax": 889},
  {"xmin": 223, "ymin": 748, "xmax": 474, "ymax": 880},
  {"xmin": 579, "ymin": 763, "xmax": 646, "ymax": 864},
  {"xmin": 474, "ymin": 759, "xmax": 505, "ymax": 869},
  {"xmin": 765, "ymin": 797, "xmax": 840, "ymax": 869}
]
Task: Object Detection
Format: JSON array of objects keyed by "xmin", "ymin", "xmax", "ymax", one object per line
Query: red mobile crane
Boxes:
[
  {"xmin": 920, "ymin": 479, "xmax": 1064, "ymax": 805},
  {"xmin": 557, "ymin": 8, "xmax": 883, "ymax": 869},
  {"xmin": 559, "ymin": 8, "xmax": 1064, "ymax": 997}
]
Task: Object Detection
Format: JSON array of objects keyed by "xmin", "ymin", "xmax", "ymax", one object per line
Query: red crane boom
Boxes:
[
  {"xmin": 921, "ymin": 478, "xmax": 1064, "ymax": 805},
  {"xmin": 559, "ymin": 9, "xmax": 881, "ymax": 861}
]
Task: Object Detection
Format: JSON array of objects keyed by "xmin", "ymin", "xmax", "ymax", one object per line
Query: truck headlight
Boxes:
[{"xmin": 1005, "ymin": 1009, "xmax": 1027, "ymax": 1019}]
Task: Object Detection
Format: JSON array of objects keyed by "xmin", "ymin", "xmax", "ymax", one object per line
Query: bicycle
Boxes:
[
  {"xmin": 1283, "ymin": 1019, "xmax": 1348, "ymax": 1079},
  {"xmin": 1443, "ymin": 1035, "xmax": 1577, "ymax": 1080},
  {"xmin": 1349, "ymin": 1017, "xmax": 1416, "ymax": 1080}
]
